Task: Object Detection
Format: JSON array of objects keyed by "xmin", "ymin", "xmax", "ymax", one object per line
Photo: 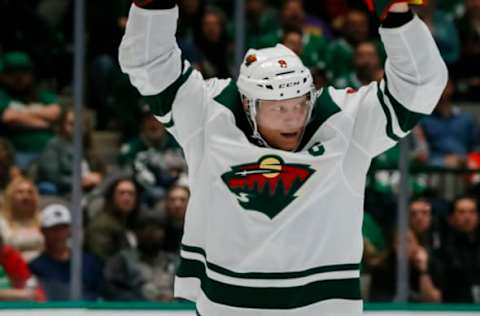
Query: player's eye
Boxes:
[{"xmin": 271, "ymin": 105, "xmax": 286, "ymax": 112}]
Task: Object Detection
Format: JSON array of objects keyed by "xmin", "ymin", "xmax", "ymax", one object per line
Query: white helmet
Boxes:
[{"xmin": 237, "ymin": 44, "xmax": 316, "ymax": 148}]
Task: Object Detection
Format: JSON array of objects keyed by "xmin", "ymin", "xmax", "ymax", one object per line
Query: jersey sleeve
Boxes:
[
  {"xmin": 119, "ymin": 5, "xmax": 221, "ymax": 147},
  {"xmin": 333, "ymin": 15, "xmax": 448, "ymax": 158}
]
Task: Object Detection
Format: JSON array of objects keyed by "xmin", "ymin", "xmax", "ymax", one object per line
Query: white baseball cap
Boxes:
[{"xmin": 41, "ymin": 204, "xmax": 71, "ymax": 228}]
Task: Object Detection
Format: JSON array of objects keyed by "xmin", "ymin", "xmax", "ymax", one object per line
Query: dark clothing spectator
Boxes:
[
  {"xmin": 368, "ymin": 229, "xmax": 443, "ymax": 303},
  {"xmin": 0, "ymin": 2, "xmax": 65, "ymax": 81},
  {"xmin": 164, "ymin": 222, "xmax": 184, "ymax": 253},
  {"xmin": 103, "ymin": 211, "xmax": 176, "ymax": 301},
  {"xmin": 194, "ymin": 8, "xmax": 231, "ymax": 79},
  {"xmin": 455, "ymin": 7, "xmax": 480, "ymax": 100},
  {"xmin": 29, "ymin": 252, "xmax": 102, "ymax": 301},
  {"xmin": 103, "ymin": 249, "xmax": 176, "ymax": 301},
  {"xmin": 420, "ymin": 109, "xmax": 478, "ymax": 167},
  {"xmin": 438, "ymin": 229, "xmax": 480, "ymax": 303},
  {"xmin": 369, "ymin": 251, "xmax": 443, "ymax": 302},
  {"xmin": 417, "ymin": 3, "xmax": 460, "ymax": 66},
  {"xmin": 85, "ymin": 210, "xmax": 135, "ymax": 261}
]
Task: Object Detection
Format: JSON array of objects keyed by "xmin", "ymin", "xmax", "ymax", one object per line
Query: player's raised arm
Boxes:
[
  {"xmin": 339, "ymin": 1, "xmax": 448, "ymax": 158},
  {"xmin": 119, "ymin": 0, "xmax": 223, "ymax": 147}
]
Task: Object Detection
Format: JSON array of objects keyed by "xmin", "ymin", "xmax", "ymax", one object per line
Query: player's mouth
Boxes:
[{"xmin": 280, "ymin": 131, "xmax": 300, "ymax": 139}]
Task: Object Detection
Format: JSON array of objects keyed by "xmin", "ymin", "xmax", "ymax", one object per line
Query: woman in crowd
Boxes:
[
  {"xmin": 0, "ymin": 177, "xmax": 44, "ymax": 262},
  {"xmin": 86, "ymin": 177, "xmax": 141, "ymax": 261}
]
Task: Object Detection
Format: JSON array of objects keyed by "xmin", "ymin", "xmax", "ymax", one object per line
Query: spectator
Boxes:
[
  {"xmin": 420, "ymin": 79, "xmax": 478, "ymax": 168},
  {"xmin": 417, "ymin": 0, "xmax": 461, "ymax": 66},
  {"xmin": 439, "ymin": 195, "xmax": 480, "ymax": 303},
  {"xmin": 362, "ymin": 212, "xmax": 386, "ymax": 270},
  {"xmin": 439, "ymin": 0, "xmax": 465, "ymax": 18},
  {"xmin": 257, "ymin": 0, "xmax": 329, "ymax": 69},
  {"xmin": 281, "ymin": 28, "xmax": 327, "ymax": 69},
  {"xmin": 0, "ymin": 51, "xmax": 61, "ymax": 170},
  {"xmin": 333, "ymin": 40, "xmax": 384, "ymax": 89},
  {"xmin": 369, "ymin": 230, "xmax": 443, "ymax": 303},
  {"xmin": 85, "ymin": 177, "xmax": 140, "ymax": 261},
  {"xmin": 409, "ymin": 198, "xmax": 442, "ymax": 252},
  {"xmin": 0, "ymin": 177, "xmax": 44, "ymax": 262},
  {"xmin": 244, "ymin": 0, "xmax": 280, "ymax": 48},
  {"xmin": 310, "ymin": 66, "xmax": 328, "ymax": 90},
  {"xmin": 164, "ymin": 185, "xmax": 190, "ymax": 253},
  {"xmin": 325, "ymin": 9, "xmax": 372, "ymax": 83},
  {"xmin": 0, "ymin": 2, "xmax": 64, "ymax": 82},
  {"xmin": 37, "ymin": 107, "xmax": 105, "ymax": 195},
  {"xmin": 194, "ymin": 7, "xmax": 231, "ymax": 79},
  {"xmin": 0, "ymin": 138, "xmax": 21, "ymax": 191},
  {"xmin": 0, "ymin": 233, "xmax": 45, "ymax": 302},
  {"xmin": 455, "ymin": 0, "xmax": 480, "ymax": 100},
  {"xmin": 176, "ymin": 0, "xmax": 206, "ymax": 65},
  {"xmin": 29, "ymin": 204, "xmax": 103, "ymax": 301},
  {"xmin": 281, "ymin": 28, "xmax": 303, "ymax": 57},
  {"xmin": 119, "ymin": 112, "xmax": 185, "ymax": 206},
  {"xmin": 177, "ymin": 0, "xmax": 205, "ymax": 39},
  {"xmin": 303, "ymin": 0, "xmax": 351, "ymax": 26},
  {"xmin": 86, "ymin": 0, "xmax": 131, "ymax": 130},
  {"xmin": 103, "ymin": 212, "xmax": 176, "ymax": 301},
  {"xmin": 280, "ymin": 0, "xmax": 332, "ymax": 38}
]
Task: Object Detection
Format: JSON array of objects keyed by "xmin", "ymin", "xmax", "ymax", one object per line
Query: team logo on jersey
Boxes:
[
  {"xmin": 221, "ymin": 155, "xmax": 315, "ymax": 219},
  {"xmin": 278, "ymin": 60, "xmax": 288, "ymax": 68},
  {"xmin": 245, "ymin": 54, "xmax": 257, "ymax": 67}
]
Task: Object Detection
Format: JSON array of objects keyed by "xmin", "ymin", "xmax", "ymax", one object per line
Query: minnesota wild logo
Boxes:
[{"xmin": 221, "ymin": 155, "xmax": 315, "ymax": 219}]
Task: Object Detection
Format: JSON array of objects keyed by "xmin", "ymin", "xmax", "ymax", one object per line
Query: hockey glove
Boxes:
[
  {"xmin": 133, "ymin": 0, "xmax": 176, "ymax": 9},
  {"xmin": 364, "ymin": 0, "xmax": 424, "ymax": 20}
]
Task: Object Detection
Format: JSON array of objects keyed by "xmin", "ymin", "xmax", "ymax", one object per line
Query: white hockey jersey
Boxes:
[{"xmin": 119, "ymin": 5, "xmax": 447, "ymax": 316}]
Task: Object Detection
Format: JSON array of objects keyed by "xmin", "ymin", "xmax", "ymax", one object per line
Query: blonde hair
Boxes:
[{"xmin": 2, "ymin": 177, "xmax": 40, "ymax": 228}]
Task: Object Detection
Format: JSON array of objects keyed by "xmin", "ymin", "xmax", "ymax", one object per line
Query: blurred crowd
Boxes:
[{"xmin": 0, "ymin": 0, "xmax": 479, "ymax": 304}]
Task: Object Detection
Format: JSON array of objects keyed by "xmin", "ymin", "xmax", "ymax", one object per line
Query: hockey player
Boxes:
[{"xmin": 119, "ymin": 0, "xmax": 447, "ymax": 314}]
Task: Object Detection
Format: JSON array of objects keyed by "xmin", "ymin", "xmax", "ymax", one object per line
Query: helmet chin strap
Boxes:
[{"xmin": 243, "ymin": 88, "xmax": 319, "ymax": 152}]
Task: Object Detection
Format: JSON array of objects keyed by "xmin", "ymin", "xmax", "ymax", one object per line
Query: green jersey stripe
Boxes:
[
  {"xmin": 377, "ymin": 81, "xmax": 401, "ymax": 141},
  {"xmin": 163, "ymin": 117, "xmax": 175, "ymax": 128},
  {"xmin": 383, "ymin": 76, "xmax": 426, "ymax": 133},
  {"xmin": 177, "ymin": 258, "xmax": 361, "ymax": 309},
  {"xmin": 145, "ymin": 66, "xmax": 194, "ymax": 117},
  {"xmin": 213, "ymin": 80, "xmax": 258, "ymax": 145},
  {"xmin": 181, "ymin": 244, "xmax": 360, "ymax": 280}
]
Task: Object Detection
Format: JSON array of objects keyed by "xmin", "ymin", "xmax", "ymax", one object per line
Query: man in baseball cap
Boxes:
[
  {"xmin": 29, "ymin": 204, "xmax": 102, "ymax": 301},
  {"xmin": 40, "ymin": 204, "xmax": 71, "ymax": 229}
]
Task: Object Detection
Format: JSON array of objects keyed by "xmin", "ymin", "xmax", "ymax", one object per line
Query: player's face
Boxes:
[{"xmin": 256, "ymin": 95, "xmax": 309, "ymax": 151}]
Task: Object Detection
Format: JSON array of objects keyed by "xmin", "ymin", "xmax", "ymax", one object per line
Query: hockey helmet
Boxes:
[{"xmin": 237, "ymin": 44, "xmax": 316, "ymax": 148}]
